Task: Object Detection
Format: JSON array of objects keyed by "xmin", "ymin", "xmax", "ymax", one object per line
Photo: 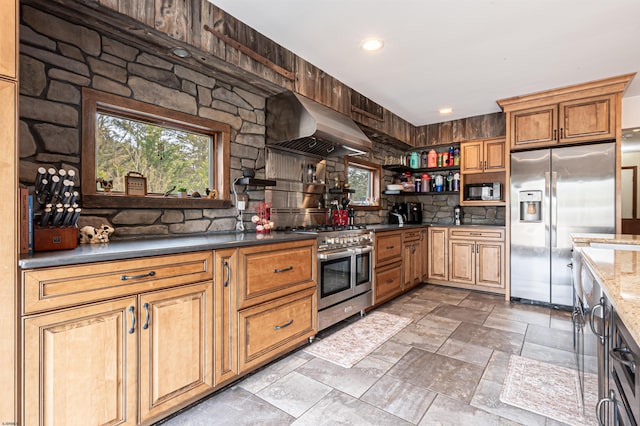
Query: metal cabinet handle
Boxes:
[
  {"xmin": 142, "ymin": 302, "xmax": 150, "ymax": 330},
  {"xmin": 469, "ymin": 232, "xmax": 482, "ymax": 236},
  {"xmin": 223, "ymin": 260, "xmax": 230, "ymax": 287},
  {"xmin": 596, "ymin": 391, "xmax": 614, "ymax": 426},
  {"xmin": 128, "ymin": 306, "xmax": 136, "ymax": 334},
  {"xmin": 386, "ymin": 246, "xmax": 395, "ymax": 250},
  {"xmin": 121, "ymin": 271, "xmax": 156, "ymax": 281},
  {"xmin": 274, "ymin": 319, "xmax": 293, "ymax": 330},
  {"xmin": 483, "ymin": 160, "xmax": 487, "ymax": 170},
  {"xmin": 560, "ymin": 128, "xmax": 564, "ymax": 139},
  {"xmin": 610, "ymin": 347, "xmax": 637, "ymax": 373},
  {"xmin": 274, "ymin": 266, "xmax": 293, "ymax": 273},
  {"xmin": 589, "ymin": 301, "xmax": 606, "ymax": 343},
  {"xmin": 553, "ymin": 129, "xmax": 557, "ymax": 140}
]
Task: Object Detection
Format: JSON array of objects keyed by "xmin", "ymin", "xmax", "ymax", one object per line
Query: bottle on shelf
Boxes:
[
  {"xmin": 446, "ymin": 171, "xmax": 454, "ymax": 191},
  {"xmin": 434, "ymin": 174, "xmax": 444, "ymax": 192},
  {"xmin": 428, "ymin": 149, "xmax": 438, "ymax": 168},
  {"xmin": 421, "ymin": 173, "xmax": 430, "ymax": 193},
  {"xmin": 453, "ymin": 172, "xmax": 460, "ymax": 191},
  {"xmin": 410, "ymin": 152, "xmax": 420, "ymax": 169},
  {"xmin": 421, "ymin": 151, "xmax": 428, "ymax": 168},
  {"xmin": 448, "ymin": 146, "xmax": 455, "ymax": 166},
  {"xmin": 414, "ymin": 178, "xmax": 421, "ymax": 193},
  {"xmin": 453, "ymin": 148, "xmax": 460, "ymax": 166}
]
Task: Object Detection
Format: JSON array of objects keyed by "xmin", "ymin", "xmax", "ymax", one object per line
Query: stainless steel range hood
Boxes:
[{"xmin": 266, "ymin": 92, "xmax": 372, "ymax": 157}]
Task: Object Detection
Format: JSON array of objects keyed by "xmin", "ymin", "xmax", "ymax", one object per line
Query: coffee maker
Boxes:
[
  {"xmin": 405, "ymin": 202, "xmax": 423, "ymax": 224},
  {"xmin": 389, "ymin": 202, "xmax": 422, "ymax": 224}
]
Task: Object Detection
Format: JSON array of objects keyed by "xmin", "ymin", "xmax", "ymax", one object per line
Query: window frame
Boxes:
[
  {"xmin": 81, "ymin": 88, "xmax": 231, "ymax": 209},
  {"xmin": 345, "ymin": 157, "xmax": 381, "ymax": 210}
]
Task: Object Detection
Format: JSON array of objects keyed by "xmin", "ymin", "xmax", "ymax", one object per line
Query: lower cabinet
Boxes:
[
  {"xmin": 428, "ymin": 227, "xmax": 505, "ymax": 293},
  {"xmin": 403, "ymin": 229, "xmax": 424, "ymax": 291},
  {"xmin": 428, "ymin": 227, "xmax": 448, "ymax": 281},
  {"xmin": 23, "ymin": 297, "xmax": 138, "ymax": 426},
  {"xmin": 375, "ymin": 261, "xmax": 403, "ymax": 304},
  {"xmin": 21, "ymin": 242, "xmax": 317, "ymax": 426},
  {"xmin": 22, "ymin": 281, "xmax": 214, "ymax": 426}
]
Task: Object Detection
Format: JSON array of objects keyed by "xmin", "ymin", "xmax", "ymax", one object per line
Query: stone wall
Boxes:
[
  {"xmin": 18, "ymin": 5, "xmax": 268, "ymax": 238},
  {"xmin": 17, "ymin": 4, "xmax": 503, "ymax": 237}
]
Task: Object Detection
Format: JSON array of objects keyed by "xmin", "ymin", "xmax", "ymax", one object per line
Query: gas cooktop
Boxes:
[{"xmin": 282, "ymin": 224, "xmax": 368, "ymax": 234}]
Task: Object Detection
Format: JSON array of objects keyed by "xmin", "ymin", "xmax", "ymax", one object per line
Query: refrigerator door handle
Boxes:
[
  {"xmin": 544, "ymin": 171, "xmax": 551, "ymax": 249},
  {"xmin": 551, "ymin": 171, "xmax": 558, "ymax": 248}
]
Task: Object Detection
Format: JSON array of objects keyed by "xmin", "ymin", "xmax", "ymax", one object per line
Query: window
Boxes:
[
  {"xmin": 346, "ymin": 157, "xmax": 381, "ymax": 209},
  {"xmin": 96, "ymin": 113, "xmax": 213, "ymax": 194},
  {"xmin": 81, "ymin": 88, "xmax": 231, "ymax": 208}
]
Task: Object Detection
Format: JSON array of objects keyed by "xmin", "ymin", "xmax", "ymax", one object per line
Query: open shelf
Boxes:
[
  {"xmin": 235, "ymin": 177, "xmax": 276, "ymax": 186},
  {"xmin": 383, "ymin": 165, "xmax": 459, "ymax": 174},
  {"xmin": 383, "ymin": 190, "xmax": 460, "ymax": 196}
]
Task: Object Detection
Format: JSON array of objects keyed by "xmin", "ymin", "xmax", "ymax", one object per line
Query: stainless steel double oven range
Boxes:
[{"xmin": 293, "ymin": 225, "xmax": 373, "ymax": 331}]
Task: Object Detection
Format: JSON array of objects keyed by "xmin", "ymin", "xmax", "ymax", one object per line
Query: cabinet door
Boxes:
[
  {"xmin": 139, "ymin": 282, "xmax": 213, "ymax": 423},
  {"xmin": 559, "ymin": 95, "xmax": 615, "ymax": 144},
  {"xmin": 0, "ymin": 0, "xmax": 16, "ymax": 79},
  {"xmin": 476, "ymin": 241, "xmax": 504, "ymax": 288},
  {"xmin": 23, "ymin": 297, "xmax": 138, "ymax": 426},
  {"xmin": 374, "ymin": 261, "xmax": 403, "ymax": 305},
  {"xmin": 484, "ymin": 139, "xmax": 506, "ymax": 172},
  {"xmin": 214, "ymin": 249, "xmax": 238, "ymax": 385},
  {"xmin": 449, "ymin": 240, "xmax": 475, "ymax": 285},
  {"xmin": 510, "ymin": 104, "xmax": 558, "ymax": 150},
  {"xmin": 427, "ymin": 228, "xmax": 448, "ymax": 281},
  {"xmin": 460, "ymin": 141, "xmax": 483, "ymax": 174},
  {"xmin": 375, "ymin": 232, "xmax": 403, "ymax": 265},
  {"xmin": 420, "ymin": 229, "xmax": 429, "ymax": 282}
]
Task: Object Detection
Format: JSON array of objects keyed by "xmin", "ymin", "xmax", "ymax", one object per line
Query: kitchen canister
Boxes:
[
  {"xmin": 410, "ymin": 152, "xmax": 419, "ymax": 168},
  {"xmin": 428, "ymin": 150, "xmax": 437, "ymax": 168}
]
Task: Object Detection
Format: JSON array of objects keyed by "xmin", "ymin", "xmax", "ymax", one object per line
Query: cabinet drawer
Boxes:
[
  {"xmin": 22, "ymin": 251, "xmax": 213, "ymax": 314},
  {"xmin": 449, "ymin": 228, "xmax": 504, "ymax": 241},
  {"xmin": 238, "ymin": 288, "xmax": 316, "ymax": 372},
  {"xmin": 375, "ymin": 232, "xmax": 402, "ymax": 265},
  {"xmin": 238, "ymin": 240, "xmax": 315, "ymax": 309},
  {"xmin": 374, "ymin": 261, "xmax": 402, "ymax": 305},
  {"xmin": 403, "ymin": 229, "xmax": 422, "ymax": 242}
]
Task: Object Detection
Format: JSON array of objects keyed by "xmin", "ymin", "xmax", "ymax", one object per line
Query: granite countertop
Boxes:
[
  {"xmin": 370, "ymin": 223, "xmax": 505, "ymax": 232},
  {"xmin": 19, "ymin": 231, "xmax": 316, "ymax": 269},
  {"xmin": 571, "ymin": 233, "xmax": 640, "ymax": 245},
  {"xmin": 581, "ymin": 246, "xmax": 640, "ymax": 345}
]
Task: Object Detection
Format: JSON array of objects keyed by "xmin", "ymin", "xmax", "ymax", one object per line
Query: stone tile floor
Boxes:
[{"xmin": 159, "ymin": 284, "xmax": 598, "ymax": 425}]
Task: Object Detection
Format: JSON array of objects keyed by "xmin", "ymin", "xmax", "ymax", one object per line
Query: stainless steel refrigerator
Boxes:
[{"xmin": 510, "ymin": 142, "xmax": 616, "ymax": 306}]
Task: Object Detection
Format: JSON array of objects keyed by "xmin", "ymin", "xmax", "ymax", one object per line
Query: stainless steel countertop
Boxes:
[{"xmin": 19, "ymin": 232, "xmax": 316, "ymax": 269}]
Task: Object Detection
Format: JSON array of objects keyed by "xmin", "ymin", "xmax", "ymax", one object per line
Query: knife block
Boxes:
[{"xmin": 34, "ymin": 227, "xmax": 78, "ymax": 252}]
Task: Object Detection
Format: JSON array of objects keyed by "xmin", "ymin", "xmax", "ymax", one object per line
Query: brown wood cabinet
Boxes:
[
  {"xmin": 138, "ymin": 283, "xmax": 213, "ymax": 423},
  {"xmin": 448, "ymin": 228, "xmax": 505, "ymax": 289},
  {"xmin": 509, "ymin": 95, "xmax": 616, "ymax": 150},
  {"xmin": 427, "ymin": 227, "xmax": 448, "ymax": 282},
  {"xmin": 213, "ymin": 248, "xmax": 239, "ymax": 386},
  {"xmin": 0, "ymin": 0, "xmax": 16, "ymax": 79},
  {"xmin": 23, "ymin": 297, "xmax": 138, "ymax": 426},
  {"xmin": 235, "ymin": 240, "xmax": 317, "ymax": 373},
  {"xmin": 21, "ymin": 252, "xmax": 215, "ymax": 426},
  {"xmin": 460, "ymin": 139, "xmax": 506, "ymax": 174},
  {"xmin": 402, "ymin": 229, "xmax": 424, "ymax": 291},
  {"xmin": 373, "ymin": 230, "xmax": 403, "ymax": 305}
]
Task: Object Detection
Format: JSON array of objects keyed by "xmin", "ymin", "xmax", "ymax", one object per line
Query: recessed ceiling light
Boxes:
[
  {"xmin": 633, "ymin": 128, "xmax": 640, "ymax": 132},
  {"xmin": 439, "ymin": 107, "xmax": 453, "ymax": 115},
  {"xmin": 171, "ymin": 47, "xmax": 191, "ymax": 58},
  {"xmin": 361, "ymin": 38, "xmax": 384, "ymax": 51}
]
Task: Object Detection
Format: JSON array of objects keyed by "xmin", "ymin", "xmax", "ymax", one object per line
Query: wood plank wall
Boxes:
[{"xmin": 415, "ymin": 112, "xmax": 506, "ymax": 146}]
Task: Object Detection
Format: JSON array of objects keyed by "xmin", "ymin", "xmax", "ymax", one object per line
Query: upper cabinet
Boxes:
[
  {"xmin": 508, "ymin": 95, "xmax": 615, "ymax": 150},
  {"xmin": 460, "ymin": 138, "xmax": 506, "ymax": 174},
  {"xmin": 0, "ymin": 0, "xmax": 16, "ymax": 79},
  {"xmin": 498, "ymin": 74, "xmax": 635, "ymax": 151}
]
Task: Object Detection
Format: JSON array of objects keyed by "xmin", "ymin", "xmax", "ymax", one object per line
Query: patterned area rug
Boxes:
[
  {"xmin": 304, "ymin": 311, "xmax": 412, "ymax": 368},
  {"xmin": 500, "ymin": 355, "xmax": 598, "ymax": 426}
]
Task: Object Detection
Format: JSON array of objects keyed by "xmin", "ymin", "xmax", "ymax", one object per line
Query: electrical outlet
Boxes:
[{"xmin": 237, "ymin": 200, "xmax": 246, "ymax": 211}]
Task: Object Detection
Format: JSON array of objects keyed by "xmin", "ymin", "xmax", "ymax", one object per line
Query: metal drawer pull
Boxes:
[
  {"xmin": 610, "ymin": 347, "xmax": 637, "ymax": 372},
  {"xmin": 469, "ymin": 232, "xmax": 482, "ymax": 236},
  {"xmin": 386, "ymin": 246, "xmax": 395, "ymax": 250},
  {"xmin": 274, "ymin": 266, "xmax": 293, "ymax": 273},
  {"xmin": 121, "ymin": 271, "xmax": 156, "ymax": 281},
  {"xmin": 589, "ymin": 301, "xmax": 606, "ymax": 343},
  {"xmin": 274, "ymin": 319, "xmax": 294, "ymax": 330},
  {"xmin": 128, "ymin": 306, "xmax": 135, "ymax": 334},
  {"xmin": 596, "ymin": 390, "xmax": 614, "ymax": 426},
  {"xmin": 142, "ymin": 302, "xmax": 150, "ymax": 330},
  {"xmin": 223, "ymin": 260, "xmax": 230, "ymax": 287}
]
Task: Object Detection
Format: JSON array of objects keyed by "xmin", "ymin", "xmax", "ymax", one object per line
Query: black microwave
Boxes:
[{"xmin": 464, "ymin": 182, "xmax": 501, "ymax": 201}]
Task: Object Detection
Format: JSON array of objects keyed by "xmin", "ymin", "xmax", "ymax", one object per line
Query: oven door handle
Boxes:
[
  {"xmin": 351, "ymin": 246, "xmax": 373, "ymax": 255},
  {"xmin": 318, "ymin": 250, "xmax": 353, "ymax": 260}
]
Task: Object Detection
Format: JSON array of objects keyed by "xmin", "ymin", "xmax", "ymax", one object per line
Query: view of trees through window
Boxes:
[
  {"xmin": 96, "ymin": 113, "xmax": 212, "ymax": 194},
  {"xmin": 348, "ymin": 165, "xmax": 372, "ymax": 205}
]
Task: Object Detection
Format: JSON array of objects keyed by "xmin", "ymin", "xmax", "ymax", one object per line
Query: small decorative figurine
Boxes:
[
  {"xmin": 79, "ymin": 224, "xmax": 115, "ymax": 244},
  {"xmin": 96, "ymin": 177, "xmax": 114, "ymax": 192}
]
